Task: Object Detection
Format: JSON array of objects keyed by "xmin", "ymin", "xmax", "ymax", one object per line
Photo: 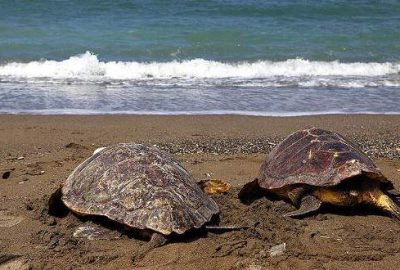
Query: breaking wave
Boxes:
[{"xmin": 0, "ymin": 51, "xmax": 399, "ymax": 81}]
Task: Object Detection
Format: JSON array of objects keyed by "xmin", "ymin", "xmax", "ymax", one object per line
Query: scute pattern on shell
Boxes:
[
  {"xmin": 258, "ymin": 128, "xmax": 391, "ymax": 190},
  {"xmin": 62, "ymin": 143, "xmax": 219, "ymax": 235}
]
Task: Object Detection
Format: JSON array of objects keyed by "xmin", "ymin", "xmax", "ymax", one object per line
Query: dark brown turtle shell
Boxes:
[
  {"xmin": 61, "ymin": 143, "xmax": 219, "ymax": 235},
  {"xmin": 257, "ymin": 128, "xmax": 392, "ymax": 190}
]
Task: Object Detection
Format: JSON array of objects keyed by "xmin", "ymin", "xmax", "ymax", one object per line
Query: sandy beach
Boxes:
[{"xmin": 1, "ymin": 114, "xmax": 400, "ymax": 269}]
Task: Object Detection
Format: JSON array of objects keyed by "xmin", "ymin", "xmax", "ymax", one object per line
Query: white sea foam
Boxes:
[
  {"xmin": 0, "ymin": 51, "xmax": 399, "ymax": 80},
  {"xmin": 1, "ymin": 109, "xmax": 400, "ymax": 116}
]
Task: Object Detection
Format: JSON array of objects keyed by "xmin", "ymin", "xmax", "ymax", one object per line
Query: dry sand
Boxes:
[{"xmin": 1, "ymin": 114, "xmax": 400, "ymax": 269}]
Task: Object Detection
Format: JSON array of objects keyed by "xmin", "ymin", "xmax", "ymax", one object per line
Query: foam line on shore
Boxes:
[{"xmin": 1, "ymin": 109, "xmax": 400, "ymax": 117}]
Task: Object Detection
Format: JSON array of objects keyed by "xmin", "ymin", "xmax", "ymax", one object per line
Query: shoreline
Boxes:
[{"xmin": 2, "ymin": 112, "xmax": 400, "ymax": 116}]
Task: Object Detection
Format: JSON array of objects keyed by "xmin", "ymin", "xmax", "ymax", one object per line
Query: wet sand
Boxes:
[{"xmin": 1, "ymin": 114, "xmax": 400, "ymax": 269}]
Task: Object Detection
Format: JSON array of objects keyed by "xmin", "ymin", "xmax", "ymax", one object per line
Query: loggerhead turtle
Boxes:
[
  {"xmin": 239, "ymin": 128, "xmax": 400, "ymax": 219},
  {"xmin": 50, "ymin": 143, "xmax": 237, "ymax": 260}
]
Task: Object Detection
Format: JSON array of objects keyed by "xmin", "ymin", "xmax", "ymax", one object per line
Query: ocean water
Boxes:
[{"xmin": 0, "ymin": 0, "xmax": 399, "ymax": 115}]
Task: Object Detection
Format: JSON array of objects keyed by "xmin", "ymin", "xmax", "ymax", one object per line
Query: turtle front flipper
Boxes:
[
  {"xmin": 283, "ymin": 195, "xmax": 322, "ymax": 217},
  {"xmin": 132, "ymin": 233, "xmax": 168, "ymax": 264},
  {"xmin": 287, "ymin": 186, "xmax": 309, "ymax": 208}
]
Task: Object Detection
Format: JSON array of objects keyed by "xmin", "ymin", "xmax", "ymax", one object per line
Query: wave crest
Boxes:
[{"xmin": 0, "ymin": 51, "xmax": 399, "ymax": 80}]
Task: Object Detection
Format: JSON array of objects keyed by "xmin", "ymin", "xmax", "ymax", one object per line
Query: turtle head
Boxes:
[
  {"xmin": 198, "ymin": 179, "xmax": 231, "ymax": 195},
  {"xmin": 238, "ymin": 178, "xmax": 265, "ymax": 204}
]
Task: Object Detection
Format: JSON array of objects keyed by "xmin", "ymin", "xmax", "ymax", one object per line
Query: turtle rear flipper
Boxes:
[
  {"xmin": 283, "ymin": 195, "xmax": 322, "ymax": 218},
  {"xmin": 386, "ymin": 189, "xmax": 400, "ymax": 205},
  {"xmin": 374, "ymin": 191, "xmax": 400, "ymax": 222},
  {"xmin": 384, "ymin": 198, "xmax": 400, "ymax": 222},
  {"xmin": 205, "ymin": 224, "xmax": 248, "ymax": 231},
  {"xmin": 386, "ymin": 189, "xmax": 400, "ymax": 198}
]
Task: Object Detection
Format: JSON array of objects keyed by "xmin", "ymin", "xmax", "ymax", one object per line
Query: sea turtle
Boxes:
[
  {"xmin": 239, "ymin": 128, "xmax": 400, "ymax": 220},
  {"xmin": 50, "ymin": 143, "xmax": 236, "ymax": 260}
]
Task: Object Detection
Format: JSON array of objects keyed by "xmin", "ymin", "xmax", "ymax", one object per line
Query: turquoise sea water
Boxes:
[{"xmin": 0, "ymin": 0, "xmax": 399, "ymax": 115}]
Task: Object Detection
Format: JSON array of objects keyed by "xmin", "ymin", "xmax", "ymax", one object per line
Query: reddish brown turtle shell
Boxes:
[
  {"xmin": 61, "ymin": 143, "xmax": 219, "ymax": 235},
  {"xmin": 257, "ymin": 128, "xmax": 392, "ymax": 190}
]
